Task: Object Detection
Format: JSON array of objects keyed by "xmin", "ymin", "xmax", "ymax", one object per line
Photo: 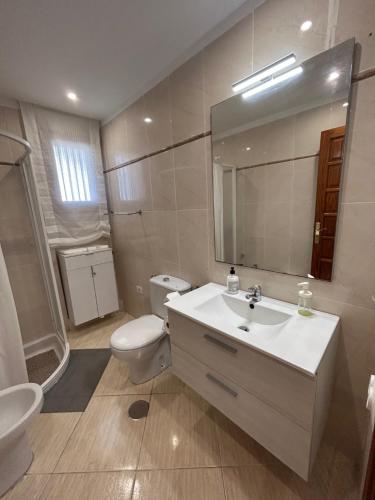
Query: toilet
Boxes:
[
  {"xmin": 0, "ymin": 383, "xmax": 43, "ymax": 496},
  {"xmin": 110, "ymin": 275, "xmax": 191, "ymax": 384}
]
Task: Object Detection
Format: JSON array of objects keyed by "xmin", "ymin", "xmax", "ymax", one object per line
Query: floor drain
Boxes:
[
  {"xmin": 238, "ymin": 325, "xmax": 249, "ymax": 332},
  {"xmin": 128, "ymin": 400, "xmax": 149, "ymax": 420}
]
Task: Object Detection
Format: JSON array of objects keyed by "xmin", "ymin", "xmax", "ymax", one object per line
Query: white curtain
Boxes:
[
  {"xmin": 0, "ymin": 244, "xmax": 28, "ymax": 390},
  {"xmin": 213, "ymin": 162, "xmax": 224, "ymax": 261},
  {"xmin": 21, "ymin": 103, "xmax": 110, "ymax": 247}
]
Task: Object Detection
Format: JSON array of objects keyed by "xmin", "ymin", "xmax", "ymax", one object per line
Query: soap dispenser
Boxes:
[
  {"xmin": 227, "ymin": 266, "xmax": 239, "ymax": 294},
  {"xmin": 297, "ymin": 282, "xmax": 313, "ymax": 316}
]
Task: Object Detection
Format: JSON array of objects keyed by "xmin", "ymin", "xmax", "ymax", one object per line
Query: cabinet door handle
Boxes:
[
  {"xmin": 203, "ymin": 334, "xmax": 237, "ymax": 354},
  {"xmin": 206, "ymin": 373, "xmax": 238, "ymax": 398}
]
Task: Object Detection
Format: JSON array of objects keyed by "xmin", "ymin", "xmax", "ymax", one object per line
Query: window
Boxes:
[{"xmin": 52, "ymin": 140, "xmax": 95, "ymax": 202}]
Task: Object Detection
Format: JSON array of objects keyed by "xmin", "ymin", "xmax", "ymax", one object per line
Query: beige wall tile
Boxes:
[
  {"xmin": 143, "ymin": 77, "xmax": 173, "ymax": 152},
  {"xmin": 143, "ymin": 210, "xmax": 179, "ymax": 269},
  {"xmin": 106, "ymin": 160, "xmax": 152, "ymax": 213},
  {"xmin": 177, "ymin": 209, "xmax": 209, "ymax": 286},
  {"xmin": 170, "ymin": 53, "xmax": 205, "ymax": 143},
  {"xmin": 336, "ymin": 0, "xmax": 375, "ymax": 72},
  {"xmin": 124, "ymin": 97, "xmax": 150, "ymax": 160},
  {"xmin": 342, "ymin": 79, "xmax": 375, "ymax": 203},
  {"xmin": 101, "ymin": 112, "xmax": 128, "ymax": 170},
  {"xmin": 133, "ymin": 468, "xmax": 226, "ymax": 500},
  {"xmin": 328, "ymin": 202, "xmax": 375, "ymax": 310},
  {"xmin": 40, "ymin": 471, "xmax": 134, "ymax": 500},
  {"xmin": 55, "ymin": 395, "xmax": 149, "ymax": 472},
  {"xmin": 174, "ymin": 138, "xmax": 207, "ymax": 210},
  {"xmin": 27, "ymin": 413, "xmax": 81, "ymax": 473},
  {"xmin": 150, "ymin": 150, "xmax": 176, "ymax": 210},
  {"xmin": 253, "ymin": 0, "xmax": 329, "ymax": 71},
  {"xmin": 203, "ymin": 13, "xmax": 252, "ymax": 125}
]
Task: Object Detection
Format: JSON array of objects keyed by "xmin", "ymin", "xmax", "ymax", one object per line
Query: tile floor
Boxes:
[{"xmin": 4, "ymin": 312, "xmax": 359, "ymax": 499}]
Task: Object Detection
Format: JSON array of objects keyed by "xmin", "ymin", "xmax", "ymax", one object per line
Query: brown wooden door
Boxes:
[{"xmin": 311, "ymin": 125, "xmax": 346, "ymax": 281}]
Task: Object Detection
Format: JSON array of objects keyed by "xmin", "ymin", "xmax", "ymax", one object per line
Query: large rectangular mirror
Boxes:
[{"xmin": 211, "ymin": 39, "xmax": 354, "ymax": 281}]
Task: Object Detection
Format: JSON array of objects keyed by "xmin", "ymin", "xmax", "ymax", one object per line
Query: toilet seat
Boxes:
[{"xmin": 110, "ymin": 314, "xmax": 164, "ymax": 351}]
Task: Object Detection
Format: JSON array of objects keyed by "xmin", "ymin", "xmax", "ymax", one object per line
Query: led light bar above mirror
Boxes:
[{"xmin": 232, "ymin": 53, "xmax": 297, "ymax": 93}]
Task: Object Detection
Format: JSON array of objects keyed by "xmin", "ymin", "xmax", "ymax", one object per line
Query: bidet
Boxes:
[{"xmin": 0, "ymin": 383, "xmax": 43, "ymax": 496}]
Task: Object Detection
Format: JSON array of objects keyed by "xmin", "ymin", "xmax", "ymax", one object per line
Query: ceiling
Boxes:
[{"xmin": 0, "ymin": 0, "xmax": 258, "ymax": 121}]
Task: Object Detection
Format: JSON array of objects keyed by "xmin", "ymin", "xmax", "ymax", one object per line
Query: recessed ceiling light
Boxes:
[
  {"xmin": 144, "ymin": 117, "xmax": 152, "ymax": 123},
  {"xmin": 66, "ymin": 91, "xmax": 78, "ymax": 101},
  {"xmin": 342, "ymin": 102, "xmax": 349, "ymax": 107},
  {"xmin": 245, "ymin": 147, "xmax": 251, "ymax": 151},
  {"xmin": 328, "ymin": 71, "xmax": 340, "ymax": 82},
  {"xmin": 300, "ymin": 20, "xmax": 312, "ymax": 32}
]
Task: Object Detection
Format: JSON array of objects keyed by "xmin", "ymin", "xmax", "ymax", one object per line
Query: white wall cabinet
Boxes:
[{"xmin": 58, "ymin": 248, "xmax": 119, "ymax": 326}]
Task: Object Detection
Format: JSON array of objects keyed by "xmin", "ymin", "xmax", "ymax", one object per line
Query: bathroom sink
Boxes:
[
  {"xmin": 194, "ymin": 293, "xmax": 292, "ymax": 338},
  {"xmin": 166, "ymin": 282, "xmax": 340, "ymax": 375}
]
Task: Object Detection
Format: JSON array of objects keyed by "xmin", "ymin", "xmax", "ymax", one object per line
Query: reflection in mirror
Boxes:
[{"xmin": 212, "ymin": 39, "xmax": 354, "ymax": 281}]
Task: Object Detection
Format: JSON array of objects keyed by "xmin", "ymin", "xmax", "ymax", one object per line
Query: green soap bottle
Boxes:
[{"xmin": 297, "ymin": 282, "xmax": 313, "ymax": 316}]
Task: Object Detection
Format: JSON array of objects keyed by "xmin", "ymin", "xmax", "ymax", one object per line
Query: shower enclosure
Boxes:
[{"xmin": 0, "ymin": 119, "xmax": 69, "ymax": 392}]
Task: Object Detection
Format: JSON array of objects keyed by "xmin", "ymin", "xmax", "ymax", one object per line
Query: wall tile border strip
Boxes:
[
  {"xmin": 103, "ymin": 130, "xmax": 212, "ymax": 174},
  {"xmin": 352, "ymin": 67, "xmax": 375, "ymax": 83},
  {"xmin": 103, "ymin": 66, "xmax": 375, "ymax": 175}
]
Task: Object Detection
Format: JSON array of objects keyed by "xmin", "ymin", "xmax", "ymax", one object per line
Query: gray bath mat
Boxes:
[{"xmin": 42, "ymin": 349, "xmax": 111, "ymax": 413}]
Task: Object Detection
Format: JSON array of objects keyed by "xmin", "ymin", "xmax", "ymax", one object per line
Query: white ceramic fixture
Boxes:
[
  {"xmin": 58, "ymin": 246, "xmax": 119, "ymax": 326},
  {"xmin": 166, "ymin": 283, "xmax": 340, "ymax": 479},
  {"xmin": 110, "ymin": 275, "xmax": 190, "ymax": 384},
  {"xmin": 0, "ymin": 383, "xmax": 43, "ymax": 496}
]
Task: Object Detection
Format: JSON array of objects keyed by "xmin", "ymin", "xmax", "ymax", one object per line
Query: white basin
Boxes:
[
  {"xmin": 166, "ymin": 282, "xmax": 340, "ymax": 375},
  {"xmin": 195, "ymin": 293, "xmax": 291, "ymax": 339}
]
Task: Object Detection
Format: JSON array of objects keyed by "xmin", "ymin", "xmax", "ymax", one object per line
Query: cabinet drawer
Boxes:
[
  {"xmin": 171, "ymin": 344, "xmax": 311, "ymax": 480},
  {"xmin": 62, "ymin": 249, "xmax": 113, "ymax": 271},
  {"xmin": 169, "ymin": 311, "xmax": 316, "ymax": 430}
]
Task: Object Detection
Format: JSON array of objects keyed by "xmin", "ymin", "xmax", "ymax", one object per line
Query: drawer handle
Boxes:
[
  {"xmin": 206, "ymin": 373, "xmax": 238, "ymax": 398},
  {"xmin": 203, "ymin": 334, "xmax": 237, "ymax": 354}
]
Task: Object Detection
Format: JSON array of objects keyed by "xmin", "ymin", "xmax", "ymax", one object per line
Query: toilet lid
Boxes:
[{"xmin": 111, "ymin": 314, "xmax": 164, "ymax": 351}]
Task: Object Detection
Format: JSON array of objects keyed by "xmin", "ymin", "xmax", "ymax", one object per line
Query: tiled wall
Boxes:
[
  {"xmin": 101, "ymin": 0, "xmax": 375, "ymax": 463},
  {"xmin": 213, "ymin": 100, "xmax": 347, "ymax": 275},
  {"xmin": 0, "ymin": 106, "xmax": 54, "ymax": 344}
]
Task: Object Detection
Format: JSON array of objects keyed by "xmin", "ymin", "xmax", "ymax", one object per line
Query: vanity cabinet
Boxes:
[
  {"xmin": 58, "ymin": 248, "xmax": 119, "ymax": 326},
  {"xmin": 168, "ymin": 310, "xmax": 338, "ymax": 480}
]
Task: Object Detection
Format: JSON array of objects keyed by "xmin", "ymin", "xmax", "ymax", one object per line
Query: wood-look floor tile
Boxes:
[
  {"xmin": 152, "ymin": 369, "xmax": 186, "ymax": 394},
  {"xmin": 27, "ymin": 413, "xmax": 81, "ymax": 473},
  {"xmin": 95, "ymin": 357, "xmax": 153, "ymax": 396},
  {"xmin": 68, "ymin": 312, "xmax": 131, "ymax": 349},
  {"xmin": 133, "ymin": 468, "xmax": 226, "ymax": 500},
  {"xmin": 325, "ymin": 456, "xmax": 359, "ymax": 500},
  {"xmin": 215, "ymin": 410, "xmax": 279, "ymax": 467},
  {"xmin": 3, "ymin": 474, "xmax": 50, "ymax": 500},
  {"xmin": 55, "ymin": 395, "xmax": 148, "ymax": 472},
  {"xmin": 40, "ymin": 471, "xmax": 134, "ymax": 500},
  {"xmin": 138, "ymin": 392, "xmax": 221, "ymax": 469},
  {"xmin": 222, "ymin": 464, "xmax": 298, "ymax": 500}
]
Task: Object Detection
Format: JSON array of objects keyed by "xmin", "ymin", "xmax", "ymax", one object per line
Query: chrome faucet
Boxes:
[{"xmin": 246, "ymin": 284, "xmax": 262, "ymax": 306}]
